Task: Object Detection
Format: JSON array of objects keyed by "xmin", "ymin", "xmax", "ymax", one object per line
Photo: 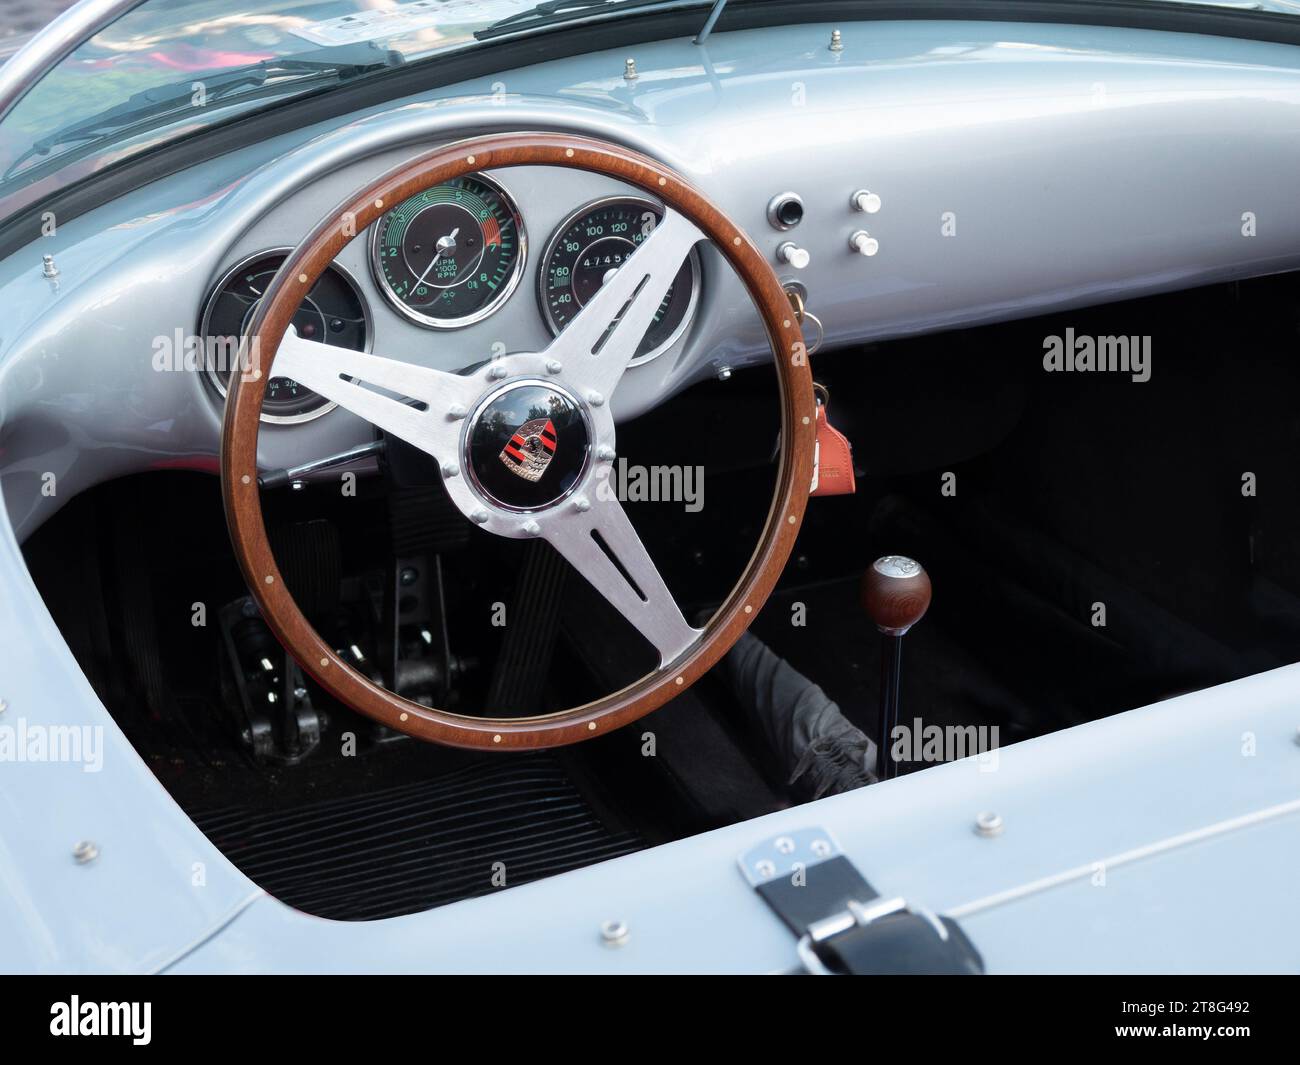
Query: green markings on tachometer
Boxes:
[{"xmin": 370, "ymin": 174, "xmax": 524, "ymax": 327}]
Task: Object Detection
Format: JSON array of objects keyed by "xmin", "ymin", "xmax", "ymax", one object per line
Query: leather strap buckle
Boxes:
[{"xmin": 739, "ymin": 828, "xmax": 985, "ymax": 975}]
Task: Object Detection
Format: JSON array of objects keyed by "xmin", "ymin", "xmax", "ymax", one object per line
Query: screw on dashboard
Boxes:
[
  {"xmin": 829, "ymin": 29, "xmax": 844, "ymax": 53},
  {"xmin": 624, "ymin": 57, "xmax": 639, "ymax": 82},
  {"xmin": 72, "ymin": 841, "xmax": 100, "ymax": 864}
]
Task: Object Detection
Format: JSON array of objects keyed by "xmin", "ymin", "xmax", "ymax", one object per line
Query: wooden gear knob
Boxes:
[{"xmin": 862, "ymin": 555, "xmax": 931, "ymax": 636}]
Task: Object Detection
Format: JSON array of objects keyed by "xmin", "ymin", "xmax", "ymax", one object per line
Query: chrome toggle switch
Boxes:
[
  {"xmin": 850, "ymin": 189, "xmax": 882, "ymax": 214},
  {"xmin": 777, "ymin": 241, "xmax": 811, "ymax": 269},
  {"xmin": 849, "ymin": 230, "xmax": 879, "ymax": 257}
]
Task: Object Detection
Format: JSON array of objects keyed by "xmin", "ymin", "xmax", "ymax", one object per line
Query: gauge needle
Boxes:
[{"xmin": 413, "ymin": 227, "xmax": 460, "ymax": 289}]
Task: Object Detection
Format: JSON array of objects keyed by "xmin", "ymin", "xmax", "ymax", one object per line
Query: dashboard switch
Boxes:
[
  {"xmin": 849, "ymin": 230, "xmax": 879, "ymax": 257},
  {"xmin": 851, "ymin": 189, "xmax": 882, "ymax": 213},
  {"xmin": 777, "ymin": 241, "xmax": 810, "ymax": 269}
]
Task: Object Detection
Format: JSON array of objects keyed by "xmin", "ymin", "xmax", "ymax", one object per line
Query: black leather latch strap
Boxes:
[
  {"xmin": 739, "ymin": 829, "xmax": 985, "ymax": 975},
  {"xmin": 756, "ymin": 855, "xmax": 878, "ymax": 936}
]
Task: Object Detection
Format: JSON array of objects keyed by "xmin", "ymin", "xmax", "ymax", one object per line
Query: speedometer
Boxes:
[
  {"xmin": 200, "ymin": 251, "xmax": 369, "ymax": 424},
  {"xmin": 370, "ymin": 173, "xmax": 525, "ymax": 329},
  {"xmin": 539, "ymin": 197, "xmax": 700, "ymax": 365}
]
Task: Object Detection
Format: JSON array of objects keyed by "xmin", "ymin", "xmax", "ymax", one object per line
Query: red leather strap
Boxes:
[{"xmin": 811, "ymin": 398, "xmax": 855, "ymax": 496}]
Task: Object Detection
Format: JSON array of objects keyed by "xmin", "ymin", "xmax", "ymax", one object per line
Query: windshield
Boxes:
[
  {"xmin": 2, "ymin": 0, "xmax": 1299, "ymax": 222},
  {"xmin": 0, "ymin": 0, "xmax": 704, "ymax": 217}
]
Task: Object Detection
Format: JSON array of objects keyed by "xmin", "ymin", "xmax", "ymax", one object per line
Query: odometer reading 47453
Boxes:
[
  {"xmin": 371, "ymin": 174, "xmax": 525, "ymax": 329},
  {"xmin": 540, "ymin": 197, "xmax": 700, "ymax": 365}
]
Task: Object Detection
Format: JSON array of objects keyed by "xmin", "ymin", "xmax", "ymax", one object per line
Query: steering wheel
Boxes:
[{"xmin": 221, "ymin": 133, "xmax": 814, "ymax": 749}]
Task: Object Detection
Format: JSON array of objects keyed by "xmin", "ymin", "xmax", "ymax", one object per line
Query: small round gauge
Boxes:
[
  {"xmin": 370, "ymin": 174, "xmax": 526, "ymax": 329},
  {"xmin": 539, "ymin": 196, "xmax": 701, "ymax": 365},
  {"xmin": 200, "ymin": 251, "xmax": 369, "ymax": 424}
]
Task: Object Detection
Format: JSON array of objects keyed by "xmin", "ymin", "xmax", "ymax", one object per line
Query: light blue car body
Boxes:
[{"xmin": 1, "ymin": 3, "xmax": 1298, "ymax": 973}]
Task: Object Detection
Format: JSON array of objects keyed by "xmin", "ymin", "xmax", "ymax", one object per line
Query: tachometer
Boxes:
[
  {"xmin": 539, "ymin": 196, "xmax": 700, "ymax": 365},
  {"xmin": 370, "ymin": 173, "xmax": 526, "ymax": 328},
  {"xmin": 200, "ymin": 251, "xmax": 369, "ymax": 424}
]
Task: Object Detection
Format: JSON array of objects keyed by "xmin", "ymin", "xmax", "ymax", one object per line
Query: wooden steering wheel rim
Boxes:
[{"xmin": 221, "ymin": 132, "xmax": 815, "ymax": 750}]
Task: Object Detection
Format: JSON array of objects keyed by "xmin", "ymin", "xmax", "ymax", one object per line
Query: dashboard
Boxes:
[{"xmin": 4, "ymin": 19, "xmax": 1300, "ymax": 540}]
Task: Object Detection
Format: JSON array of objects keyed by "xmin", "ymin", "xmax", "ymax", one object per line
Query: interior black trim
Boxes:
[{"xmin": 2, "ymin": 0, "xmax": 1299, "ymax": 259}]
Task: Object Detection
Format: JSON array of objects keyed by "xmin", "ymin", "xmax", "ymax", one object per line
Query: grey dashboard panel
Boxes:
[
  {"xmin": 164, "ymin": 658, "xmax": 1300, "ymax": 974},
  {"xmin": 3, "ymin": 18, "xmax": 1300, "ymax": 543}
]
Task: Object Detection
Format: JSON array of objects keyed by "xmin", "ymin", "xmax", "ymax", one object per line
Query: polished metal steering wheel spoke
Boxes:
[
  {"xmin": 542, "ymin": 473, "xmax": 701, "ymax": 666},
  {"xmin": 270, "ymin": 328, "xmax": 480, "ymax": 461},
  {"xmin": 542, "ymin": 207, "xmax": 704, "ymax": 400}
]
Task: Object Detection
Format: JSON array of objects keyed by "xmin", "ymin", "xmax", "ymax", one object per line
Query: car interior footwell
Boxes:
[{"xmin": 192, "ymin": 753, "xmax": 643, "ymax": 921}]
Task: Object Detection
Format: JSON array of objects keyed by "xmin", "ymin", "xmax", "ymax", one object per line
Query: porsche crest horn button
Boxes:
[
  {"xmin": 500, "ymin": 417, "xmax": 557, "ymax": 482},
  {"xmin": 465, "ymin": 380, "xmax": 590, "ymax": 511}
]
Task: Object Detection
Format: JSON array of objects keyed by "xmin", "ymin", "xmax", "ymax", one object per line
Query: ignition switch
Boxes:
[{"xmin": 785, "ymin": 283, "xmax": 824, "ymax": 356}]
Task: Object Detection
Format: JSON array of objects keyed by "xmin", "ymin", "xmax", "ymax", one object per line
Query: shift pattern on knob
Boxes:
[{"xmin": 862, "ymin": 555, "xmax": 931, "ymax": 636}]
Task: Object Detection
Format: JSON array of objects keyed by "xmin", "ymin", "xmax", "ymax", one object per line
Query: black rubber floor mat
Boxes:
[{"xmin": 193, "ymin": 754, "xmax": 644, "ymax": 921}]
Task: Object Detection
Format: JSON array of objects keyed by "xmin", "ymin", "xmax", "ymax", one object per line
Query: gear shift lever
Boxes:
[{"xmin": 862, "ymin": 556, "xmax": 931, "ymax": 780}]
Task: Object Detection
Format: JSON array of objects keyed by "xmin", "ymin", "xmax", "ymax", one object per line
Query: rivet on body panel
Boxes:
[{"xmin": 600, "ymin": 920, "xmax": 629, "ymax": 947}]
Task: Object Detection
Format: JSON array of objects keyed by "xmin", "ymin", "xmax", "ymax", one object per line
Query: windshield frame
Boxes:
[{"xmin": 0, "ymin": 0, "xmax": 141, "ymax": 128}]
